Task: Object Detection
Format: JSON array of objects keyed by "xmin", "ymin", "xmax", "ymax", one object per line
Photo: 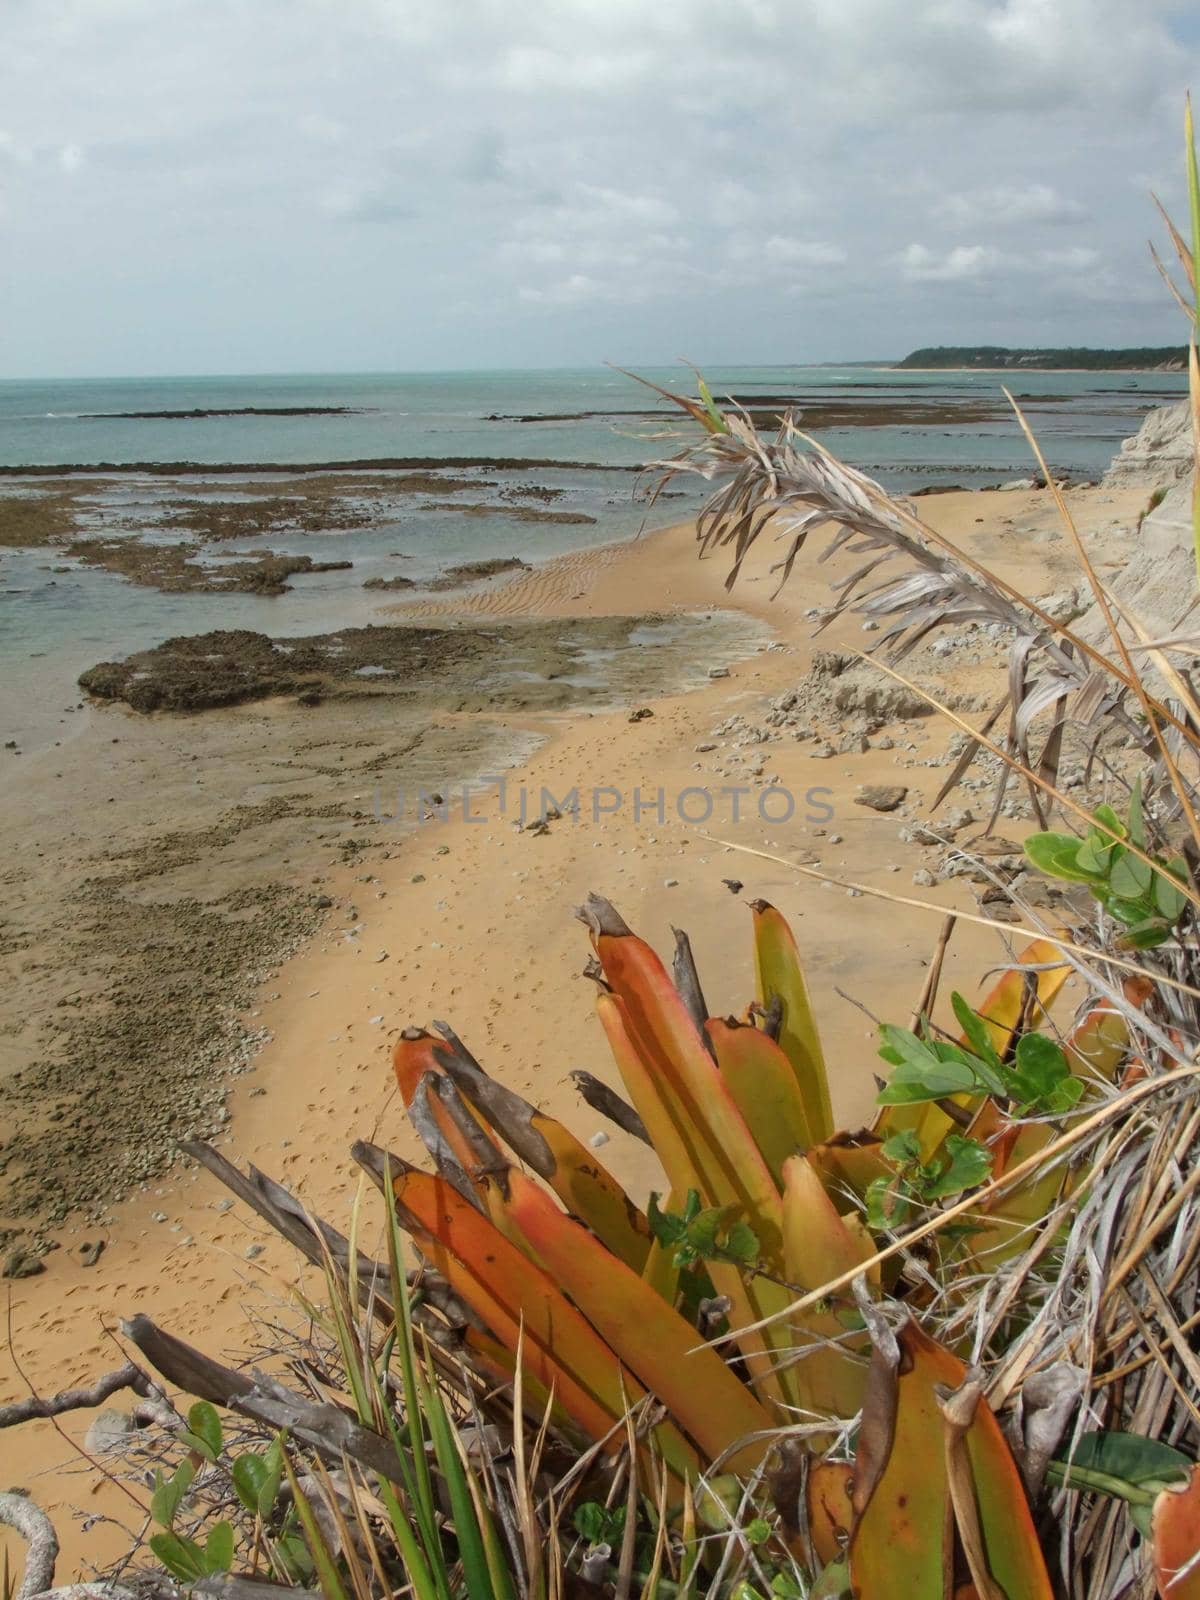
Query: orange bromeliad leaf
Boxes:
[
  {"xmin": 850, "ymin": 1320, "xmax": 1051, "ymax": 1600},
  {"xmin": 394, "ymin": 1030, "xmax": 495, "ymax": 1182},
  {"xmin": 597, "ymin": 990, "xmax": 696, "ymax": 1196},
  {"xmin": 783, "ymin": 1154, "xmax": 875, "ymax": 1289},
  {"xmin": 962, "ymin": 1120, "xmax": 1063, "ymax": 1270},
  {"xmin": 806, "ymin": 1460, "xmax": 854, "ymax": 1569},
  {"xmin": 707, "ymin": 1016, "xmax": 814, "ymax": 1184},
  {"xmin": 359, "ymin": 1147, "xmax": 700, "ymax": 1480},
  {"xmin": 806, "ymin": 1133, "xmax": 892, "ymax": 1212},
  {"xmin": 781, "ymin": 1155, "xmax": 870, "ymax": 1423},
  {"xmin": 1152, "ymin": 1464, "xmax": 1200, "ymax": 1599},
  {"xmin": 974, "ymin": 937, "xmax": 1071, "ymax": 1054},
  {"xmin": 850, "ymin": 1319, "xmax": 957, "ymax": 1599},
  {"xmin": 1064, "ymin": 977, "xmax": 1150, "ymax": 1085},
  {"xmin": 594, "ymin": 985, "xmax": 798, "ymax": 1411},
  {"xmin": 585, "ymin": 897, "xmax": 784, "ymax": 1265},
  {"xmin": 493, "ymin": 1167, "xmax": 773, "ymax": 1472},
  {"xmin": 751, "ymin": 899, "xmax": 834, "ymax": 1143},
  {"xmin": 949, "ymin": 1383, "xmax": 1053, "ymax": 1600},
  {"xmin": 430, "ymin": 1025, "xmax": 651, "ymax": 1273}
]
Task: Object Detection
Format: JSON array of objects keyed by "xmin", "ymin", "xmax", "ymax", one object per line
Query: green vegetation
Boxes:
[{"xmin": 894, "ymin": 344, "xmax": 1186, "ymax": 369}]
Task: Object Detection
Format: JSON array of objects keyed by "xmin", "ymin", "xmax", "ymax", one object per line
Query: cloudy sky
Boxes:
[{"xmin": 2, "ymin": 0, "xmax": 1198, "ymax": 376}]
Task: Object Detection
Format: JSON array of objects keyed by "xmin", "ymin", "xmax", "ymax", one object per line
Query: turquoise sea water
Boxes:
[
  {"xmin": 0, "ymin": 364, "xmax": 1186, "ymax": 477},
  {"xmin": 0, "ymin": 365, "xmax": 1187, "ymax": 753}
]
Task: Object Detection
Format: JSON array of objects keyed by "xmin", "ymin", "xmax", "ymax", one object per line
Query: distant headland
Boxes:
[{"xmin": 893, "ymin": 345, "xmax": 1187, "ymax": 371}]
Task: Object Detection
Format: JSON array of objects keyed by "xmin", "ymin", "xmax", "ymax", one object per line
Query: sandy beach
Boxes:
[{"xmin": 0, "ymin": 477, "xmax": 1147, "ymax": 1578}]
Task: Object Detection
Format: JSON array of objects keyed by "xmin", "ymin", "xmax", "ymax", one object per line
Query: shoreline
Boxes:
[
  {"xmin": 0, "ymin": 456, "xmax": 643, "ymax": 477},
  {"xmin": 0, "ymin": 477, "xmax": 1148, "ymax": 1579}
]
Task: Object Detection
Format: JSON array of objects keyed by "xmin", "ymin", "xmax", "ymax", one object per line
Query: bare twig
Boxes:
[{"xmin": 0, "ymin": 1362, "xmax": 170, "ymax": 1431}]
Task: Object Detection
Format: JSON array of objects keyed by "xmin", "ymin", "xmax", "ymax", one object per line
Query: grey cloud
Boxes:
[{"xmin": 0, "ymin": 0, "xmax": 1195, "ymax": 375}]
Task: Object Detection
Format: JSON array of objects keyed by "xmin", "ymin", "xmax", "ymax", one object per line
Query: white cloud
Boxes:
[
  {"xmin": 1041, "ymin": 246, "xmax": 1102, "ymax": 270},
  {"xmin": 900, "ymin": 243, "xmax": 1001, "ymax": 282},
  {"xmin": 762, "ymin": 236, "xmax": 847, "ymax": 268},
  {"xmin": 936, "ymin": 183, "xmax": 1086, "ymax": 228},
  {"xmin": 519, "ymin": 272, "xmax": 608, "ymax": 306}
]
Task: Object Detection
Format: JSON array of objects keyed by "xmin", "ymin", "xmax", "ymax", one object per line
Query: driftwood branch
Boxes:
[
  {"xmin": 0, "ymin": 1362, "xmax": 172, "ymax": 1432},
  {"xmin": 26, "ymin": 1590, "xmax": 139, "ymax": 1600},
  {"xmin": 0, "ymin": 1494, "xmax": 59, "ymax": 1600},
  {"xmin": 121, "ymin": 1314, "xmax": 402, "ymax": 1480},
  {"xmin": 569, "ymin": 1071, "xmax": 650, "ymax": 1144},
  {"xmin": 194, "ymin": 1577, "xmax": 319, "ymax": 1600}
]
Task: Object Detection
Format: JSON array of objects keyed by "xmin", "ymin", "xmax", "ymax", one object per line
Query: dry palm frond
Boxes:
[{"xmin": 641, "ymin": 390, "xmax": 1200, "ymax": 828}]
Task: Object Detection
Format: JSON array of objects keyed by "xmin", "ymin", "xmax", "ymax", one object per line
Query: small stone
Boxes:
[
  {"xmin": 411, "ymin": 873, "xmax": 426, "ymax": 883},
  {"xmin": 722, "ymin": 878, "xmax": 744, "ymax": 895},
  {"xmin": 708, "ymin": 666, "xmax": 731, "ymax": 679},
  {"xmin": 628, "ymin": 707, "xmax": 654, "ymax": 722},
  {"xmin": 810, "ymin": 743, "xmax": 835, "ymax": 759},
  {"xmin": 150, "ymin": 1211, "xmax": 168, "ymax": 1223},
  {"xmin": 695, "ymin": 742, "xmax": 716, "ymax": 753},
  {"xmin": 244, "ymin": 1243, "xmax": 265, "ymax": 1260},
  {"xmin": 664, "ymin": 877, "xmax": 679, "ymax": 888},
  {"xmin": 855, "ymin": 784, "xmax": 908, "ymax": 812},
  {"xmin": 314, "ymin": 895, "xmax": 334, "ymax": 909},
  {"xmin": 80, "ymin": 1240, "xmax": 105, "ymax": 1267},
  {"xmin": 588, "ymin": 1130, "xmax": 610, "ymax": 1149},
  {"xmin": 85, "ymin": 1408, "xmax": 136, "ymax": 1454},
  {"xmin": 248, "ymin": 1085, "xmax": 267, "ymax": 1097},
  {"xmin": 912, "ymin": 868, "xmax": 938, "ymax": 887}
]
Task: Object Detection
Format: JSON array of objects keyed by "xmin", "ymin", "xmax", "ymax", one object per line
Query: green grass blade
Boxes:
[
  {"xmin": 281, "ymin": 1450, "xmax": 351, "ymax": 1600},
  {"xmin": 419, "ymin": 1348, "xmax": 497, "ymax": 1600},
  {"xmin": 375, "ymin": 1476, "xmax": 445, "ymax": 1600},
  {"xmin": 382, "ymin": 1156, "xmax": 442, "ymax": 1546},
  {"xmin": 1186, "ymin": 95, "xmax": 1200, "ymax": 587}
]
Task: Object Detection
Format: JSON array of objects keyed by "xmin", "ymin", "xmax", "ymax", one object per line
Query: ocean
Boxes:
[{"xmin": 0, "ymin": 364, "xmax": 1186, "ymax": 753}]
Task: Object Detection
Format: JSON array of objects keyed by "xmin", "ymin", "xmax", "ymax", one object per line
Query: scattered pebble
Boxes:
[{"xmin": 856, "ymin": 785, "xmax": 909, "ymax": 812}]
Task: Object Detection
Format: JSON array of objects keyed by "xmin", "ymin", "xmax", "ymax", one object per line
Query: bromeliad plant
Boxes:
[{"xmin": 353, "ymin": 892, "xmax": 1135, "ymax": 1600}]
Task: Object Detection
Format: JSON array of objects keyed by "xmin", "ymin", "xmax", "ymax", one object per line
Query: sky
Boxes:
[{"xmin": 1, "ymin": 0, "xmax": 1198, "ymax": 378}]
